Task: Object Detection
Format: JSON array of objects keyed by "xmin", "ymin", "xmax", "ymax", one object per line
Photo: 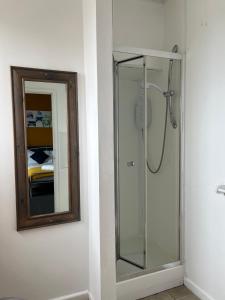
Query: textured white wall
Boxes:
[
  {"xmin": 0, "ymin": 1, "xmax": 88, "ymax": 299},
  {"xmin": 185, "ymin": 1, "xmax": 225, "ymax": 299}
]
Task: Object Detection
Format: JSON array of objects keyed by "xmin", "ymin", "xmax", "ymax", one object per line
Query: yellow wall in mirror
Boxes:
[{"xmin": 25, "ymin": 93, "xmax": 53, "ymax": 147}]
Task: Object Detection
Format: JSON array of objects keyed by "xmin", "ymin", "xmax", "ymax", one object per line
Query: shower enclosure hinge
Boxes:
[{"xmin": 115, "ymin": 63, "xmax": 118, "ymax": 74}]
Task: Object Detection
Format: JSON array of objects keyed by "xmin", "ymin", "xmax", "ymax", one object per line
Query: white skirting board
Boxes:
[
  {"xmin": 49, "ymin": 290, "xmax": 90, "ymax": 300},
  {"xmin": 117, "ymin": 266, "xmax": 184, "ymax": 300},
  {"xmin": 184, "ymin": 278, "xmax": 215, "ymax": 300}
]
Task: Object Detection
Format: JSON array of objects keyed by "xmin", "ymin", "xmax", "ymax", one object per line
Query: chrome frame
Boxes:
[
  {"xmin": 113, "ymin": 58, "xmax": 120, "ymax": 261},
  {"xmin": 113, "ymin": 51, "xmax": 184, "ymax": 282},
  {"xmin": 179, "ymin": 55, "xmax": 186, "ymax": 267},
  {"xmin": 114, "ymin": 55, "xmax": 147, "ymax": 271},
  {"xmin": 144, "ymin": 56, "xmax": 148, "ymax": 269}
]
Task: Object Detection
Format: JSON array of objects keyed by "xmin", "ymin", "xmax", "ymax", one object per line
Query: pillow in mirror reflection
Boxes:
[
  {"xmin": 44, "ymin": 150, "xmax": 53, "ymax": 162},
  {"xmin": 41, "ymin": 165, "xmax": 54, "ymax": 171},
  {"xmin": 30, "ymin": 149, "xmax": 49, "ymax": 164},
  {"xmin": 27, "ymin": 149, "xmax": 53, "ymax": 166}
]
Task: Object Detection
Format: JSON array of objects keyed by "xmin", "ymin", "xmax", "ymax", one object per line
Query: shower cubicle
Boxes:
[{"xmin": 114, "ymin": 47, "xmax": 182, "ymax": 281}]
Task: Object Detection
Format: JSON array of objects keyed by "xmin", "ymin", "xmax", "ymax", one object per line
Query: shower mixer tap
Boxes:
[
  {"xmin": 163, "ymin": 90, "xmax": 177, "ymax": 129},
  {"xmin": 163, "ymin": 90, "xmax": 175, "ymax": 98}
]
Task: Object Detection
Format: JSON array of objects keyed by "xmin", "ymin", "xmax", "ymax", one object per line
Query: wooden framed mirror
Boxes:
[{"xmin": 11, "ymin": 67, "xmax": 80, "ymax": 230}]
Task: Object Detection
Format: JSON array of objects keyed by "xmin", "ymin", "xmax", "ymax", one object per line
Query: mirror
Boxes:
[
  {"xmin": 25, "ymin": 82, "xmax": 69, "ymax": 216},
  {"xmin": 11, "ymin": 67, "xmax": 80, "ymax": 230}
]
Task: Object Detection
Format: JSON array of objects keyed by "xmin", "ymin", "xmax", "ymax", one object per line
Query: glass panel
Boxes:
[
  {"xmin": 145, "ymin": 56, "xmax": 181, "ymax": 270},
  {"xmin": 24, "ymin": 81, "xmax": 69, "ymax": 217},
  {"xmin": 116, "ymin": 56, "xmax": 146, "ymax": 276},
  {"xmin": 115, "ymin": 52, "xmax": 181, "ymax": 281}
]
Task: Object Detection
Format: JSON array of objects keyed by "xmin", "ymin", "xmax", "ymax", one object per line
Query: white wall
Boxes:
[
  {"xmin": 0, "ymin": 1, "xmax": 88, "ymax": 299},
  {"xmin": 113, "ymin": 0, "xmax": 165, "ymax": 50},
  {"xmin": 185, "ymin": 1, "xmax": 225, "ymax": 299},
  {"xmin": 96, "ymin": 0, "xmax": 117, "ymax": 297},
  {"xmin": 164, "ymin": 0, "xmax": 186, "ymax": 53},
  {"xmin": 82, "ymin": 0, "xmax": 101, "ymax": 299},
  {"xmin": 83, "ymin": 0, "xmax": 117, "ymax": 299},
  {"xmin": 113, "ymin": 0, "xmax": 185, "ymax": 53}
]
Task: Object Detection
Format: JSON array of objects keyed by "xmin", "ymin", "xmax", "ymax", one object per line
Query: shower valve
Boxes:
[{"xmin": 163, "ymin": 90, "xmax": 175, "ymax": 98}]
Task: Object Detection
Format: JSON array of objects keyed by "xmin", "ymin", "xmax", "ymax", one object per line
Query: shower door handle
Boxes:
[{"xmin": 127, "ymin": 161, "xmax": 135, "ymax": 167}]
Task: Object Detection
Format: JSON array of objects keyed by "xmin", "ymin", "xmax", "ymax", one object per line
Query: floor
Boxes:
[{"xmin": 139, "ymin": 286, "xmax": 199, "ymax": 300}]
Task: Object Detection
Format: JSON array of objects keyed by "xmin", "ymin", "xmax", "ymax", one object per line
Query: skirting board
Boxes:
[
  {"xmin": 184, "ymin": 278, "xmax": 215, "ymax": 300},
  {"xmin": 49, "ymin": 290, "xmax": 90, "ymax": 300},
  {"xmin": 117, "ymin": 265, "xmax": 184, "ymax": 300}
]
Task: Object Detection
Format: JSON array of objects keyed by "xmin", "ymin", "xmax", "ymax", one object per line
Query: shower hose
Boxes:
[{"xmin": 146, "ymin": 97, "xmax": 169, "ymax": 174}]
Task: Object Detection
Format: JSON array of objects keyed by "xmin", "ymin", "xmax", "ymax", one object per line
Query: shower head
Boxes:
[
  {"xmin": 172, "ymin": 45, "xmax": 178, "ymax": 53},
  {"xmin": 140, "ymin": 82, "xmax": 163, "ymax": 94},
  {"xmin": 142, "ymin": 82, "xmax": 170, "ymax": 99},
  {"xmin": 146, "ymin": 82, "xmax": 164, "ymax": 94},
  {"xmin": 145, "ymin": 82, "xmax": 175, "ymax": 103}
]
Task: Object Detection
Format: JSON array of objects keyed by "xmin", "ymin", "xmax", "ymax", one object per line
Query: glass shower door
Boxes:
[
  {"xmin": 115, "ymin": 56, "xmax": 147, "ymax": 270},
  {"xmin": 145, "ymin": 56, "xmax": 181, "ymax": 271},
  {"xmin": 114, "ymin": 51, "xmax": 182, "ymax": 281}
]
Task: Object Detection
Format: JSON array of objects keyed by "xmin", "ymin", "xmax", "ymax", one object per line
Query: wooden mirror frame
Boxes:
[{"xmin": 11, "ymin": 67, "xmax": 80, "ymax": 230}]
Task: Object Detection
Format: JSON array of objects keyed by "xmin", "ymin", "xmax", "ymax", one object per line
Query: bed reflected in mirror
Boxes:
[
  {"xmin": 11, "ymin": 67, "xmax": 80, "ymax": 230},
  {"xmin": 25, "ymin": 81, "xmax": 69, "ymax": 216}
]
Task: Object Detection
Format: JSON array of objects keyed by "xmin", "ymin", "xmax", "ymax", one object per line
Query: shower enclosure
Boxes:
[{"xmin": 114, "ymin": 48, "xmax": 182, "ymax": 281}]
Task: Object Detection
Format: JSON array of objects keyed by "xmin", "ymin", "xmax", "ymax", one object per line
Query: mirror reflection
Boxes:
[{"xmin": 25, "ymin": 81, "xmax": 69, "ymax": 216}]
